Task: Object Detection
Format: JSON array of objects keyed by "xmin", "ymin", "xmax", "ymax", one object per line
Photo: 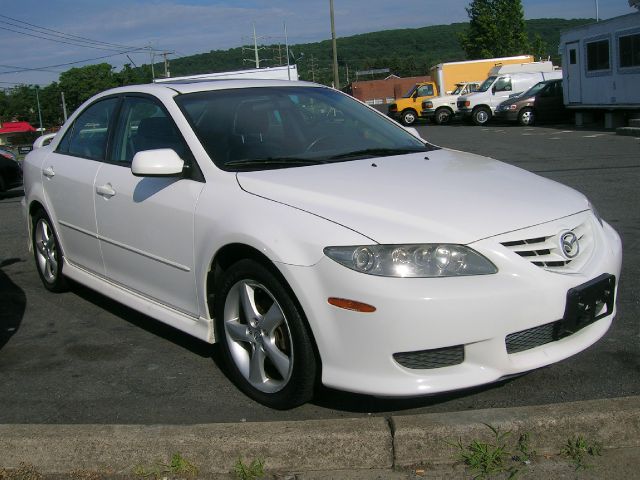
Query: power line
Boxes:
[
  {"xmin": 0, "ymin": 48, "xmax": 150, "ymax": 75},
  {"xmin": 0, "ymin": 24, "xmax": 150, "ymax": 53},
  {"xmin": 0, "ymin": 13, "xmax": 154, "ymax": 52}
]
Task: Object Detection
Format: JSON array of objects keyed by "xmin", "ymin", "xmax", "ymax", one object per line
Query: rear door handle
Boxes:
[
  {"xmin": 43, "ymin": 166, "xmax": 55, "ymax": 178},
  {"xmin": 96, "ymin": 183, "xmax": 116, "ymax": 198}
]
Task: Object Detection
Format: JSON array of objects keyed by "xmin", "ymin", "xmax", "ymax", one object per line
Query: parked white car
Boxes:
[{"xmin": 23, "ymin": 80, "xmax": 622, "ymax": 409}]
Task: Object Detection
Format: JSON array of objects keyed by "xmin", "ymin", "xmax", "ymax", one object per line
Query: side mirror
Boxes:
[
  {"xmin": 33, "ymin": 133, "xmax": 57, "ymax": 149},
  {"xmin": 131, "ymin": 149, "xmax": 184, "ymax": 177},
  {"xmin": 491, "ymin": 85, "xmax": 496, "ymax": 95}
]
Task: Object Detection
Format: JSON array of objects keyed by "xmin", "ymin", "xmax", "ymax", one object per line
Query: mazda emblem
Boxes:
[{"xmin": 560, "ymin": 231, "xmax": 580, "ymax": 259}]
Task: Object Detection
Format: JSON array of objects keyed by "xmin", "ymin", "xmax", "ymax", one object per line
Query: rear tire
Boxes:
[
  {"xmin": 472, "ymin": 107, "xmax": 492, "ymax": 126},
  {"xmin": 214, "ymin": 259, "xmax": 317, "ymax": 409},
  {"xmin": 32, "ymin": 210, "xmax": 68, "ymax": 292},
  {"xmin": 434, "ymin": 108, "xmax": 452, "ymax": 125},
  {"xmin": 518, "ymin": 108, "xmax": 535, "ymax": 126}
]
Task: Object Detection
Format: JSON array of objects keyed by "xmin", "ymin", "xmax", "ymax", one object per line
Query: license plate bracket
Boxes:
[{"xmin": 556, "ymin": 273, "xmax": 615, "ymax": 339}]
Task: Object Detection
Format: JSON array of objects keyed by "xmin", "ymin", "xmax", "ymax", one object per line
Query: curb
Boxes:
[{"xmin": 0, "ymin": 396, "xmax": 638, "ymax": 475}]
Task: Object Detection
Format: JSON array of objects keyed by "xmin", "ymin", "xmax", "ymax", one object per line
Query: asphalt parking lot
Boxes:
[{"xmin": 1, "ymin": 123, "xmax": 638, "ymax": 425}]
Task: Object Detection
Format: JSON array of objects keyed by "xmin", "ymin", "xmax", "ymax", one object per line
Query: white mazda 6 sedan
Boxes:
[{"xmin": 23, "ymin": 80, "xmax": 622, "ymax": 409}]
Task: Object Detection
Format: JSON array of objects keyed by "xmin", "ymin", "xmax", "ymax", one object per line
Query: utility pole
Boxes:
[
  {"xmin": 148, "ymin": 45, "xmax": 155, "ymax": 80},
  {"xmin": 595, "ymin": 0, "xmax": 599, "ymax": 21},
  {"xmin": 60, "ymin": 91, "xmax": 68, "ymax": 122},
  {"xmin": 310, "ymin": 55, "xmax": 317, "ymax": 82},
  {"xmin": 161, "ymin": 51, "xmax": 174, "ymax": 78},
  {"xmin": 35, "ymin": 86, "xmax": 43, "ymax": 137},
  {"xmin": 330, "ymin": 0, "xmax": 339, "ymax": 89},
  {"xmin": 284, "ymin": 21, "xmax": 291, "ymax": 80},
  {"xmin": 253, "ymin": 22, "xmax": 260, "ymax": 68}
]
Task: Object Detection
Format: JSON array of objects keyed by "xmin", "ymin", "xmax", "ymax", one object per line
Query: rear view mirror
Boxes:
[{"xmin": 131, "ymin": 149, "xmax": 184, "ymax": 177}]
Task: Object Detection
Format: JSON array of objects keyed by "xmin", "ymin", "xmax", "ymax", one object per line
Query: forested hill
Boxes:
[{"xmin": 164, "ymin": 18, "xmax": 593, "ymax": 85}]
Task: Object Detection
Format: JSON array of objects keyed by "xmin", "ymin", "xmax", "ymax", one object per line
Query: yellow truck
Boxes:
[{"xmin": 388, "ymin": 55, "xmax": 534, "ymax": 125}]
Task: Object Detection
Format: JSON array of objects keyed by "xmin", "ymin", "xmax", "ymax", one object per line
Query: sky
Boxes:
[{"xmin": 0, "ymin": 0, "xmax": 636, "ymax": 87}]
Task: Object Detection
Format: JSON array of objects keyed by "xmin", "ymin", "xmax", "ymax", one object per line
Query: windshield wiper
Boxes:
[
  {"xmin": 225, "ymin": 157, "xmax": 327, "ymax": 169},
  {"xmin": 329, "ymin": 148, "xmax": 427, "ymax": 160}
]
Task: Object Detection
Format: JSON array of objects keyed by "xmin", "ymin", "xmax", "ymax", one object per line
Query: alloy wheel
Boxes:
[{"xmin": 222, "ymin": 279, "xmax": 294, "ymax": 393}]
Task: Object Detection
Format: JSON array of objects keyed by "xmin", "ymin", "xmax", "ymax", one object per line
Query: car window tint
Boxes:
[
  {"xmin": 110, "ymin": 96, "xmax": 191, "ymax": 165},
  {"xmin": 176, "ymin": 86, "xmax": 433, "ymax": 169},
  {"xmin": 62, "ymin": 97, "xmax": 118, "ymax": 160}
]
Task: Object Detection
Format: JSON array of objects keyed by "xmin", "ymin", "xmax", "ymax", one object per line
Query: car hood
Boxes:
[
  {"xmin": 500, "ymin": 96, "xmax": 534, "ymax": 108},
  {"xmin": 236, "ymin": 149, "xmax": 589, "ymax": 245}
]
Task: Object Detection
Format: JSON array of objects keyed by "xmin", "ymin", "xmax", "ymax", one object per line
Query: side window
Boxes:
[
  {"xmin": 586, "ymin": 39, "xmax": 610, "ymax": 71},
  {"xmin": 417, "ymin": 85, "xmax": 434, "ymax": 97},
  {"xmin": 494, "ymin": 77, "xmax": 512, "ymax": 92},
  {"xmin": 57, "ymin": 97, "xmax": 118, "ymax": 160},
  {"xmin": 110, "ymin": 96, "xmax": 192, "ymax": 165}
]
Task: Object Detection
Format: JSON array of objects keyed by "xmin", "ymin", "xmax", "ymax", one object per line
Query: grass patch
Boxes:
[
  {"xmin": 133, "ymin": 452, "xmax": 198, "ymax": 479},
  {"xmin": 561, "ymin": 436, "xmax": 602, "ymax": 471},
  {"xmin": 451, "ymin": 424, "xmax": 520, "ymax": 479},
  {"xmin": 233, "ymin": 457, "xmax": 265, "ymax": 480}
]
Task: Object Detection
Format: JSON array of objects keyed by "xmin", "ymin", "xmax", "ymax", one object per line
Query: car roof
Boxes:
[{"xmin": 131, "ymin": 78, "xmax": 323, "ymax": 95}]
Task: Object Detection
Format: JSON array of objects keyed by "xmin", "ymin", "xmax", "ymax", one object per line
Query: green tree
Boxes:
[
  {"xmin": 460, "ymin": 0, "xmax": 530, "ymax": 59},
  {"xmin": 460, "ymin": 0, "xmax": 497, "ymax": 59},
  {"xmin": 494, "ymin": 0, "xmax": 530, "ymax": 56},
  {"xmin": 58, "ymin": 63, "xmax": 119, "ymax": 113}
]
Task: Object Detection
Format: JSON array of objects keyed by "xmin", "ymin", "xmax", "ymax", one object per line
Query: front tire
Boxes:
[
  {"xmin": 214, "ymin": 259, "xmax": 317, "ymax": 409},
  {"xmin": 518, "ymin": 108, "xmax": 535, "ymax": 126},
  {"xmin": 400, "ymin": 109, "xmax": 417, "ymax": 126},
  {"xmin": 434, "ymin": 108, "xmax": 452, "ymax": 125},
  {"xmin": 32, "ymin": 210, "xmax": 68, "ymax": 292},
  {"xmin": 472, "ymin": 107, "xmax": 492, "ymax": 126}
]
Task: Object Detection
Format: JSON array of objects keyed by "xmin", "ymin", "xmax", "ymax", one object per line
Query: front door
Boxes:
[
  {"xmin": 94, "ymin": 95, "xmax": 204, "ymax": 316},
  {"xmin": 566, "ymin": 42, "xmax": 582, "ymax": 104},
  {"xmin": 41, "ymin": 97, "xmax": 119, "ymax": 275}
]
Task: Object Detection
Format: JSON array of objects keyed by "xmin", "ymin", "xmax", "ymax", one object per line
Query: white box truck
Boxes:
[{"xmin": 457, "ymin": 61, "xmax": 562, "ymax": 125}]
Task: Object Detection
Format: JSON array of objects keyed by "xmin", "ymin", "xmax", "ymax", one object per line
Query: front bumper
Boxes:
[{"xmin": 277, "ymin": 212, "xmax": 622, "ymax": 397}]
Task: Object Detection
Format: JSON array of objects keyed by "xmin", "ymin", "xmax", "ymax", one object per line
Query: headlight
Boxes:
[
  {"xmin": 323, "ymin": 244, "xmax": 498, "ymax": 278},
  {"xmin": 509, "ymin": 104, "xmax": 518, "ymax": 110},
  {"xmin": 423, "ymin": 101, "xmax": 433, "ymax": 109}
]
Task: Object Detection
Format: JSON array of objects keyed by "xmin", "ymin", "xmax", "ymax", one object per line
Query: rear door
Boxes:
[
  {"xmin": 41, "ymin": 97, "xmax": 119, "ymax": 275},
  {"xmin": 93, "ymin": 94, "xmax": 205, "ymax": 316}
]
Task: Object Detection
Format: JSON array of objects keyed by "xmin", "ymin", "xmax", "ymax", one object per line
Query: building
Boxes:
[
  {"xmin": 344, "ymin": 75, "xmax": 431, "ymax": 106},
  {"xmin": 0, "ymin": 121, "xmax": 36, "ymax": 146},
  {"xmin": 559, "ymin": 9, "xmax": 640, "ymax": 128}
]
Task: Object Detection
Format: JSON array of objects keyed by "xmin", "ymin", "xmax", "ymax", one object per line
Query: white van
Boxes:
[{"xmin": 457, "ymin": 69, "xmax": 562, "ymax": 125}]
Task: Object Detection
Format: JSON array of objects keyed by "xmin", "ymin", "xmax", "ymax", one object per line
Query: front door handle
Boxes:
[
  {"xmin": 96, "ymin": 183, "xmax": 116, "ymax": 198},
  {"xmin": 43, "ymin": 166, "xmax": 55, "ymax": 178}
]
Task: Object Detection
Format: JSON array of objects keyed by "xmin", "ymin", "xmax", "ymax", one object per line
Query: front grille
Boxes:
[
  {"xmin": 500, "ymin": 218, "xmax": 594, "ymax": 273},
  {"xmin": 393, "ymin": 345, "xmax": 464, "ymax": 369},
  {"xmin": 506, "ymin": 322, "xmax": 556, "ymax": 354}
]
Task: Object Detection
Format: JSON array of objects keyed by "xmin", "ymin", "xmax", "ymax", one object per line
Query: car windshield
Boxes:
[
  {"xmin": 477, "ymin": 76, "xmax": 497, "ymax": 92},
  {"xmin": 521, "ymin": 81, "xmax": 549, "ymax": 98},
  {"xmin": 176, "ymin": 86, "xmax": 437, "ymax": 171}
]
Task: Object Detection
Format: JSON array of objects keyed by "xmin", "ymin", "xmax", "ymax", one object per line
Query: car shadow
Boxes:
[
  {"xmin": 0, "ymin": 260, "xmax": 27, "ymax": 351},
  {"xmin": 69, "ymin": 282, "xmax": 216, "ymax": 360}
]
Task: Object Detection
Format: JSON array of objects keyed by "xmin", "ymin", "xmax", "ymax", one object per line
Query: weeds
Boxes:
[
  {"xmin": 233, "ymin": 457, "xmax": 265, "ymax": 480},
  {"xmin": 512, "ymin": 432, "xmax": 536, "ymax": 465},
  {"xmin": 561, "ymin": 436, "xmax": 602, "ymax": 471},
  {"xmin": 133, "ymin": 452, "xmax": 198, "ymax": 479},
  {"xmin": 451, "ymin": 424, "xmax": 520, "ymax": 479}
]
